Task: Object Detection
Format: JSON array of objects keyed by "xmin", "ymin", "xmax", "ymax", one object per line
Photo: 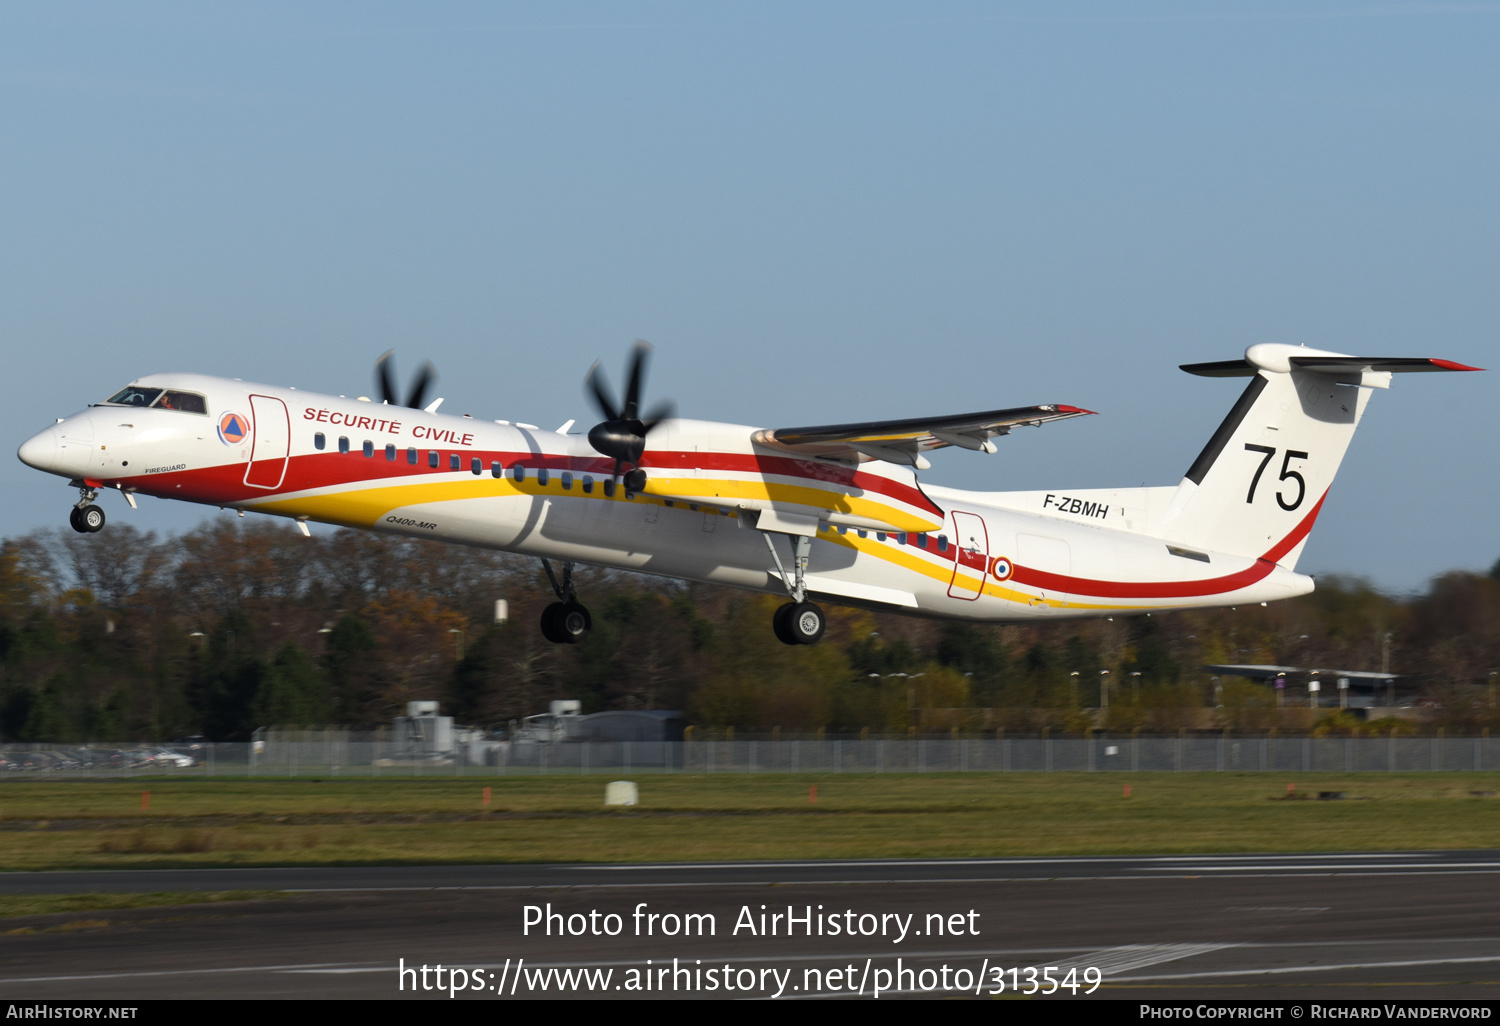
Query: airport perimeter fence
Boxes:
[{"xmin": 4, "ymin": 735, "xmax": 1500, "ymax": 777}]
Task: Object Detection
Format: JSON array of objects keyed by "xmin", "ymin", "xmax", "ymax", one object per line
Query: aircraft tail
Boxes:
[{"xmin": 1156, "ymin": 344, "xmax": 1479, "ymax": 568}]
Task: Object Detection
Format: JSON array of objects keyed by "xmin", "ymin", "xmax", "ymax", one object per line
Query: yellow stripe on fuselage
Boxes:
[
  {"xmin": 252, "ymin": 470, "xmax": 1130, "ymax": 614},
  {"xmin": 249, "ymin": 472, "xmax": 941, "ymax": 534}
]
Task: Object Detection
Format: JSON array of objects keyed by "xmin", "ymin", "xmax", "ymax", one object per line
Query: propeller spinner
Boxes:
[
  {"xmin": 374, "ymin": 350, "xmax": 438, "ymax": 410},
  {"xmin": 584, "ymin": 340, "xmax": 675, "ymax": 489}
]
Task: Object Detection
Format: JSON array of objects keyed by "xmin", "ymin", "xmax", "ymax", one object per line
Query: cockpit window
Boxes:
[
  {"xmin": 153, "ymin": 390, "xmax": 207, "ymax": 414},
  {"xmin": 105, "ymin": 387, "xmax": 163, "ymax": 407},
  {"xmin": 100, "ymin": 387, "xmax": 208, "ymax": 414}
]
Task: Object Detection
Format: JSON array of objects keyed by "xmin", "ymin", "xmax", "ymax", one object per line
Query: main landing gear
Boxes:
[
  {"xmin": 761, "ymin": 529, "xmax": 825, "ymax": 646},
  {"xmin": 538, "ymin": 559, "xmax": 591, "ymax": 644},
  {"xmin": 68, "ymin": 486, "xmax": 105, "ymax": 534}
]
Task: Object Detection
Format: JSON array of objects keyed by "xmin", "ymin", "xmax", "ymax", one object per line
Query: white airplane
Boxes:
[{"xmin": 16, "ymin": 342, "xmax": 1478, "ymax": 646}]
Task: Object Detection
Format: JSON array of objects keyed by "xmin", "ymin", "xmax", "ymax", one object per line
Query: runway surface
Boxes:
[{"xmin": 2, "ymin": 853, "xmax": 1499, "ymax": 1000}]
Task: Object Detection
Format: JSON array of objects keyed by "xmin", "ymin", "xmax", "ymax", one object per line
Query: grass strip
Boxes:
[{"xmin": 0, "ymin": 774, "xmax": 1494, "ymax": 870}]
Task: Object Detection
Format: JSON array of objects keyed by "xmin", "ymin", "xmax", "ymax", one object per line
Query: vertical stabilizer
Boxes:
[{"xmin": 1156, "ymin": 344, "xmax": 1479, "ymax": 567}]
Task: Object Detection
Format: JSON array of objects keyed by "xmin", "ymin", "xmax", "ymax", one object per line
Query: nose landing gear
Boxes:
[
  {"xmin": 68, "ymin": 486, "xmax": 105, "ymax": 534},
  {"xmin": 538, "ymin": 559, "xmax": 592, "ymax": 644}
]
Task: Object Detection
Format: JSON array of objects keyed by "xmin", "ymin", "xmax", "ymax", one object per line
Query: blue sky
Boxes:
[{"xmin": 2, "ymin": 1, "xmax": 1495, "ymax": 592}]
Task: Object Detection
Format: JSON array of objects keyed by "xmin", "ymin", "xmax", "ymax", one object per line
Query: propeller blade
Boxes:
[
  {"xmin": 405, "ymin": 361, "xmax": 437, "ymax": 410},
  {"xmin": 375, "ymin": 350, "xmax": 398, "ymax": 405},
  {"xmin": 639, "ymin": 399, "xmax": 676, "ymax": 434},
  {"xmin": 584, "ymin": 360, "xmax": 621, "ymax": 422},
  {"xmin": 584, "ymin": 340, "xmax": 675, "ymax": 472},
  {"xmin": 623, "ymin": 340, "xmax": 651, "ymax": 420}
]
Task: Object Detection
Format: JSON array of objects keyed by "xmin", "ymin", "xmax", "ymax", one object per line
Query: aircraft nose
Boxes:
[{"xmin": 17, "ymin": 426, "xmax": 59, "ymax": 472}]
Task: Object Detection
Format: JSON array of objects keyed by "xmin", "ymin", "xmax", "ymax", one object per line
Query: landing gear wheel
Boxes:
[
  {"xmin": 773, "ymin": 601, "xmax": 824, "ymax": 645},
  {"xmin": 772, "ymin": 602, "xmax": 798, "ymax": 646},
  {"xmin": 787, "ymin": 601, "xmax": 825, "ymax": 645},
  {"xmin": 559, "ymin": 601, "xmax": 591, "ymax": 642},
  {"xmin": 76, "ymin": 505, "xmax": 105, "ymax": 533},
  {"xmin": 540, "ymin": 601, "xmax": 591, "ymax": 644}
]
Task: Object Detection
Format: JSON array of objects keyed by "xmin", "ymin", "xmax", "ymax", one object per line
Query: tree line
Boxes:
[{"xmin": 1, "ymin": 518, "xmax": 1497, "ymax": 741}]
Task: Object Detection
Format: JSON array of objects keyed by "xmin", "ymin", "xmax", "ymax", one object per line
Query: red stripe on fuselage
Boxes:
[
  {"xmin": 110, "ymin": 445, "xmax": 945, "ymax": 516},
  {"xmin": 1009, "ymin": 492, "xmax": 1327, "ymax": 600}
]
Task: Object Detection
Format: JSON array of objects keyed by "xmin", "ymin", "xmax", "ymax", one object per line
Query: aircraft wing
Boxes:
[{"xmin": 751, "ymin": 404, "xmax": 1095, "ymax": 467}]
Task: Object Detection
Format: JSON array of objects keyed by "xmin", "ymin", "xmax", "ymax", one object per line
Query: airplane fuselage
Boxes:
[{"xmin": 18, "ymin": 372, "xmax": 1315, "ymax": 622}]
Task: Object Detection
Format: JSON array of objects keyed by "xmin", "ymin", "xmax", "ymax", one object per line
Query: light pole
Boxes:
[
  {"xmin": 1382, "ymin": 632, "xmax": 1395, "ymax": 707},
  {"xmin": 448, "ymin": 626, "xmax": 465, "ymax": 661},
  {"xmin": 1099, "ymin": 670, "xmax": 1111, "ymax": 713}
]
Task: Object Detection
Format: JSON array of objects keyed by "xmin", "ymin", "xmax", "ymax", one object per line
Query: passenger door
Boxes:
[{"xmin": 244, "ymin": 395, "xmax": 290, "ymax": 489}]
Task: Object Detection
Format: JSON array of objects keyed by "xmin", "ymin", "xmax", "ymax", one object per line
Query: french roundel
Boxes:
[
  {"xmin": 218, "ymin": 412, "xmax": 249, "ymax": 445},
  {"xmin": 990, "ymin": 556, "xmax": 1014, "ymax": 582}
]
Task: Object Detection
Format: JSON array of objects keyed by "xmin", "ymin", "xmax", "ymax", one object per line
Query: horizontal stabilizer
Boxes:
[
  {"xmin": 753, "ymin": 404, "xmax": 1094, "ymax": 467},
  {"xmin": 1183, "ymin": 355, "xmax": 1482, "ymax": 378}
]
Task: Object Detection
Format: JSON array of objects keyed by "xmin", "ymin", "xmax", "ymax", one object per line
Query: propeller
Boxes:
[
  {"xmin": 584, "ymin": 340, "xmax": 675, "ymax": 486},
  {"xmin": 375, "ymin": 350, "xmax": 438, "ymax": 410}
]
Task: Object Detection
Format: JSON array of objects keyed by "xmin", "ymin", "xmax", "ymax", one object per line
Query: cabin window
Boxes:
[
  {"xmin": 512, "ymin": 465, "xmax": 525, "ymax": 482},
  {"xmin": 338, "ymin": 436, "xmax": 350, "ymax": 455},
  {"xmin": 471, "ymin": 457, "xmax": 482, "ymax": 475},
  {"xmin": 407, "ymin": 447, "xmax": 417, "ymax": 465},
  {"xmin": 876, "ymin": 532, "xmax": 887, "ymax": 542},
  {"xmin": 938, "ymin": 535, "xmax": 949, "ymax": 553},
  {"xmin": 362, "ymin": 440, "xmax": 374, "ymax": 458},
  {"xmin": 917, "ymin": 533, "xmax": 928, "ymax": 548},
  {"xmin": 428, "ymin": 450, "xmax": 439, "ymax": 469},
  {"xmin": 449, "ymin": 454, "xmax": 460, "ymax": 471},
  {"xmin": 603, "ymin": 478, "xmax": 616, "ymax": 497},
  {"xmin": 838, "ymin": 526, "xmax": 848, "ymax": 535},
  {"xmin": 314, "ymin": 433, "xmax": 325, "ymax": 451},
  {"xmin": 582, "ymin": 475, "xmax": 594, "ymax": 494},
  {"xmin": 561, "ymin": 471, "xmax": 573, "ymax": 490},
  {"xmin": 857, "ymin": 530, "xmax": 867, "ymax": 539},
  {"xmin": 386, "ymin": 444, "xmax": 396, "ymax": 461},
  {"xmin": 491, "ymin": 461, "xmax": 502, "ymax": 478},
  {"xmin": 897, "ymin": 532, "xmax": 908, "ymax": 545},
  {"xmin": 537, "ymin": 467, "xmax": 550, "ymax": 486}
]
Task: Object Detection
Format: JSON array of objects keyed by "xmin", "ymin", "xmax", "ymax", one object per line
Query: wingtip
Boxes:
[
  {"xmin": 1055, "ymin": 404, "xmax": 1098, "ymax": 416},
  {"xmin": 1431, "ymin": 358, "xmax": 1484, "ymax": 372}
]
